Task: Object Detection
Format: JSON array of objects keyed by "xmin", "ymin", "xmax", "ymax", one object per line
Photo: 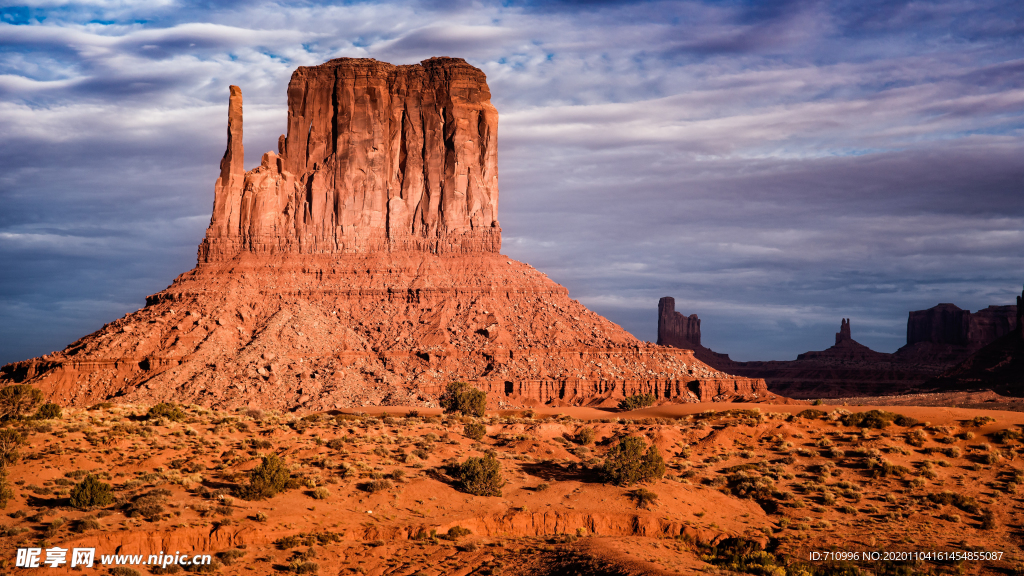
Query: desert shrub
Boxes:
[
  {"xmin": 250, "ymin": 439, "xmax": 274, "ymax": 450},
  {"xmin": 360, "ymin": 479, "xmax": 393, "ymax": 493},
  {"xmin": 602, "ymin": 436, "xmax": 666, "ymax": 486},
  {"xmin": 110, "ymin": 568, "xmax": 141, "ymax": 576},
  {"xmin": 796, "ymin": 409, "xmax": 827, "ymax": 420},
  {"xmin": 968, "ymin": 416, "xmax": 996, "ymax": 427},
  {"xmin": 69, "ymin": 474, "xmax": 114, "ymax": 510},
  {"xmin": 147, "ymin": 403, "xmax": 186, "ymax": 422},
  {"xmin": 0, "ymin": 385, "xmax": 43, "ymax": 420},
  {"xmin": 311, "ymin": 487, "xmax": 330, "ymax": 500},
  {"xmin": 905, "ymin": 430, "xmax": 928, "ymax": 447},
  {"xmin": 939, "ymin": 512, "xmax": 961, "ymax": 523},
  {"xmin": 0, "ymin": 428, "xmax": 25, "ymax": 468},
  {"xmin": 463, "ymin": 422, "xmax": 486, "ymax": 441},
  {"xmin": 573, "ymin": 427, "xmax": 596, "ymax": 445},
  {"xmin": 34, "ymin": 403, "xmax": 62, "ymax": 420},
  {"xmin": 386, "ymin": 469, "xmax": 405, "ymax": 481},
  {"xmin": 979, "ymin": 450, "xmax": 1002, "ymax": 465},
  {"xmin": 125, "ymin": 493, "xmax": 166, "ymax": 519},
  {"xmin": 429, "ymin": 526, "xmax": 470, "ymax": 542},
  {"xmin": 893, "ymin": 414, "xmax": 919, "ymax": 427},
  {"xmin": 980, "ymin": 508, "xmax": 997, "ymax": 530},
  {"xmin": 72, "ymin": 516, "xmax": 101, "ymax": 532},
  {"xmin": 618, "ymin": 393, "xmax": 657, "ymax": 411},
  {"xmin": 216, "ymin": 549, "xmax": 246, "ymax": 566},
  {"xmin": 842, "ymin": 410, "xmax": 909, "ymax": 429},
  {"xmin": 237, "ymin": 454, "xmax": 291, "ymax": 500},
  {"xmin": 956, "ymin": 431, "xmax": 975, "ymax": 440},
  {"xmin": 865, "ymin": 458, "xmax": 909, "ymax": 478},
  {"xmin": 439, "ymin": 382, "xmax": 486, "ymax": 417},
  {"xmin": 452, "ymin": 454, "xmax": 504, "ymax": 497},
  {"xmin": 629, "ymin": 488, "xmax": 659, "ymax": 509},
  {"xmin": 289, "ymin": 561, "xmax": 319, "ymax": 574},
  {"xmin": 991, "ymin": 429, "xmax": 1023, "ymax": 444},
  {"xmin": 929, "ymin": 491, "xmax": 980, "ymax": 513},
  {"xmin": 325, "ymin": 438, "xmax": 346, "ymax": 450}
]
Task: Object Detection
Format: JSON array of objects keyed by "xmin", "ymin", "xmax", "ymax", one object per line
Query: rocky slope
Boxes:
[{"xmin": 0, "ymin": 57, "xmax": 767, "ymax": 410}]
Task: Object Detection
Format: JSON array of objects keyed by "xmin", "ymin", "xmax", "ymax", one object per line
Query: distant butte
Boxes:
[
  {"xmin": 0, "ymin": 57, "xmax": 768, "ymax": 410},
  {"xmin": 657, "ymin": 295, "xmax": 1020, "ymax": 399}
]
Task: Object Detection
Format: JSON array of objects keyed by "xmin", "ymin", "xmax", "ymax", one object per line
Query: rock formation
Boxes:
[
  {"xmin": 200, "ymin": 57, "xmax": 500, "ymax": 262},
  {"xmin": 658, "ymin": 294, "xmax": 1021, "ymax": 399},
  {"xmin": 0, "ymin": 57, "xmax": 768, "ymax": 410},
  {"xmin": 925, "ymin": 285, "xmax": 1024, "ymax": 394},
  {"xmin": 657, "ymin": 297, "xmax": 701, "ymax": 348},
  {"xmin": 835, "ymin": 318, "xmax": 850, "ymax": 345}
]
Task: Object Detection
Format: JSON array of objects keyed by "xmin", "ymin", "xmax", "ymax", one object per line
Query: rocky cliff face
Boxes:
[
  {"xmin": 906, "ymin": 304, "xmax": 972, "ymax": 346},
  {"xmin": 1, "ymin": 58, "xmax": 768, "ymax": 409},
  {"xmin": 657, "ymin": 297, "xmax": 701, "ymax": 348},
  {"xmin": 200, "ymin": 58, "xmax": 500, "ymax": 262}
]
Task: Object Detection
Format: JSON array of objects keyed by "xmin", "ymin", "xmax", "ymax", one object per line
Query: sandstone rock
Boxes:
[
  {"xmin": 907, "ymin": 303, "xmax": 971, "ymax": 346},
  {"xmin": 0, "ymin": 57, "xmax": 767, "ymax": 410},
  {"xmin": 835, "ymin": 318, "xmax": 850, "ymax": 345},
  {"xmin": 200, "ymin": 57, "xmax": 500, "ymax": 262},
  {"xmin": 657, "ymin": 297, "xmax": 701, "ymax": 348}
]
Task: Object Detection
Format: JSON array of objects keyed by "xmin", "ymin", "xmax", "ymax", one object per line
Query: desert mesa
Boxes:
[{"xmin": 0, "ymin": 57, "xmax": 769, "ymax": 411}]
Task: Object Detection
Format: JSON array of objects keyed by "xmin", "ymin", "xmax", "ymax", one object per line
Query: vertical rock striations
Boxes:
[
  {"xmin": 657, "ymin": 297, "xmax": 701, "ymax": 348},
  {"xmin": 0, "ymin": 57, "xmax": 768, "ymax": 410},
  {"xmin": 200, "ymin": 58, "xmax": 500, "ymax": 262}
]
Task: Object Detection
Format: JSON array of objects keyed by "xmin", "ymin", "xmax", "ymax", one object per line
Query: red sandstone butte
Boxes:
[{"xmin": 0, "ymin": 57, "xmax": 767, "ymax": 411}]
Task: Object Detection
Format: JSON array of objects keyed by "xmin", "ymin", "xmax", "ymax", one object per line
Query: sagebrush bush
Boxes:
[
  {"xmin": 237, "ymin": 454, "xmax": 291, "ymax": 500},
  {"xmin": 0, "ymin": 428, "xmax": 25, "ymax": 468},
  {"xmin": 463, "ymin": 422, "xmax": 486, "ymax": 441},
  {"xmin": 147, "ymin": 402, "xmax": 186, "ymax": 422},
  {"xmin": 0, "ymin": 472, "xmax": 13, "ymax": 509},
  {"xmin": 311, "ymin": 487, "xmax": 330, "ymax": 500},
  {"xmin": 573, "ymin": 427, "xmax": 596, "ymax": 445},
  {"xmin": 439, "ymin": 382, "xmax": 486, "ymax": 417},
  {"xmin": 629, "ymin": 488, "xmax": 659, "ymax": 509},
  {"xmin": 443, "ymin": 526, "xmax": 472, "ymax": 540},
  {"xmin": 453, "ymin": 454, "xmax": 504, "ymax": 497},
  {"xmin": 618, "ymin": 393, "xmax": 656, "ymax": 411},
  {"xmin": 34, "ymin": 403, "xmax": 62, "ymax": 420},
  {"xmin": 842, "ymin": 410, "xmax": 915, "ymax": 429},
  {"xmin": 361, "ymin": 479, "xmax": 393, "ymax": 493},
  {"xmin": 602, "ymin": 436, "xmax": 666, "ymax": 486},
  {"xmin": 69, "ymin": 474, "xmax": 114, "ymax": 510},
  {"xmin": 0, "ymin": 384, "xmax": 43, "ymax": 420}
]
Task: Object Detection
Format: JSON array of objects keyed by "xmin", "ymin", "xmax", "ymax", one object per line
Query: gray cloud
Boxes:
[{"xmin": 1, "ymin": 0, "xmax": 1022, "ymax": 365}]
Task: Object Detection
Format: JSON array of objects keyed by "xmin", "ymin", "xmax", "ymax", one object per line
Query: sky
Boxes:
[{"xmin": 1, "ymin": 0, "xmax": 1022, "ymax": 366}]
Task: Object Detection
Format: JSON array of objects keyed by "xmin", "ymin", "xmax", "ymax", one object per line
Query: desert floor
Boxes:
[{"xmin": 2, "ymin": 400, "xmax": 1024, "ymax": 575}]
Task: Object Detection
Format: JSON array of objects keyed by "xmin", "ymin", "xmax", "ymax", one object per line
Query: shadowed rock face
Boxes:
[
  {"xmin": 0, "ymin": 58, "xmax": 769, "ymax": 410},
  {"xmin": 835, "ymin": 318, "xmax": 850, "ymax": 345},
  {"xmin": 201, "ymin": 57, "xmax": 501, "ymax": 262},
  {"xmin": 657, "ymin": 297, "xmax": 701, "ymax": 348}
]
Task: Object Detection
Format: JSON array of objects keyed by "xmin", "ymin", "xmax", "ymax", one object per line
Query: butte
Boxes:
[{"xmin": 0, "ymin": 57, "xmax": 767, "ymax": 411}]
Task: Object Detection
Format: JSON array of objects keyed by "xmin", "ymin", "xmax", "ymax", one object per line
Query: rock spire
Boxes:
[
  {"xmin": 200, "ymin": 57, "xmax": 501, "ymax": 262},
  {"xmin": 657, "ymin": 297, "xmax": 701, "ymax": 348},
  {"xmin": 835, "ymin": 318, "xmax": 851, "ymax": 345}
]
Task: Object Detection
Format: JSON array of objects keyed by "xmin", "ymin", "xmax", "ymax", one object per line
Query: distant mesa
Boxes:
[
  {"xmin": 658, "ymin": 293, "xmax": 1020, "ymax": 399},
  {"xmin": 925, "ymin": 285, "xmax": 1024, "ymax": 395},
  {"xmin": 0, "ymin": 57, "xmax": 769, "ymax": 410}
]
